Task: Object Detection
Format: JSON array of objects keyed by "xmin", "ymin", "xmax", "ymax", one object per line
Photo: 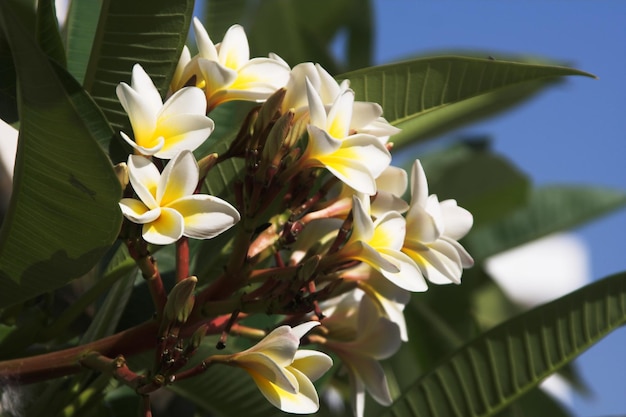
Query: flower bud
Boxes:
[
  {"xmin": 164, "ymin": 276, "xmax": 197, "ymax": 324},
  {"xmin": 114, "ymin": 162, "xmax": 129, "ymax": 189}
]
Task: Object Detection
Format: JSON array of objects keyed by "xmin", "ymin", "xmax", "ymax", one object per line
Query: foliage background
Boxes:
[{"xmin": 367, "ymin": 2, "xmax": 625, "ymax": 416}]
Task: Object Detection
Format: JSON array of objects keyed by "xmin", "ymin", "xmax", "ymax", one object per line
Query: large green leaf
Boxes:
[
  {"xmin": 340, "ymin": 57, "xmax": 595, "ymax": 148},
  {"xmin": 0, "ymin": 2, "xmax": 122, "ymax": 307},
  {"xmin": 464, "ymin": 186, "xmax": 626, "ymax": 263},
  {"xmin": 83, "ymin": 0, "xmax": 194, "ymax": 159},
  {"xmin": 377, "ymin": 271, "xmax": 626, "ymax": 417},
  {"xmin": 64, "ymin": 0, "xmax": 101, "ymax": 84},
  {"xmin": 35, "ymin": 0, "xmax": 66, "ymax": 66}
]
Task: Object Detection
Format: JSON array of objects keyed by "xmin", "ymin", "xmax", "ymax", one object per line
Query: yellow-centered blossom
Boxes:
[
  {"xmin": 118, "ymin": 151, "xmax": 240, "ymax": 245},
  {"xmin": 116, "ymin": 64, "xmax": 214, "ymax": 159}
]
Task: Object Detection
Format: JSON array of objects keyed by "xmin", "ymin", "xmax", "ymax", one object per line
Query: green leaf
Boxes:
[
  {"xmin": 339, "ymin": 56, "xmax": 595, "ymax": 148},
  {"xmin": 377, "ymin": 271, "xmax": 626, "ymax": 417},
  {"xmin": 35, "ymin": 0, "xmax": 66, "ymax": 66},
  {"xmin": 464, "ymin": 186, "xmax": 626, "ymax": 263},
  {"xmin": 0, "ymin": 3, "xmax": 122, "ymax": 307},
  {"xmin": 83, "ymin": 0, "xmax": 194, "ymax": 159},
  {"xmin": 64, "ymin": 0, "xmax": 101, "ymax": 84}
]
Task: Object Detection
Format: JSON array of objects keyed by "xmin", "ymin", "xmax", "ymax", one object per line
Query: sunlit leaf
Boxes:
[
  {"xmin": 464, "ymin": 186, "xmax": 626, "ymax": 263},
  {"xmin": 340, "ymin": 56, "xmax": 595, "ymax": 147},
  {"xmin": 377, "ymin": 271, "xmax": 626, "ymax": 417}
]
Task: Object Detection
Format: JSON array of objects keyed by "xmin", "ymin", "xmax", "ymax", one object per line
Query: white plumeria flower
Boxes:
[
  {"xmin": 284, "ymin": 63, "xmax": 400, "ymax": 143},
  {"xmin": 171, "ymin": 19, "xmax": 290, "ymax": 110},
  {"xmin": 340, "ymin": 265, "xmax": 411, "ymax": 341},
  {"xmin": 118, "ymin": 151, "xmax": 240, "ymax": 245},
  {"xmin": 402, "ymin": 160, "xmax": 474, "ymax": 284},
  {"xmin": 342, "ymin": 196, "xmax": 427, "ymax": 292},
  {"xmin": 322, "ymin": 293, "xmax": 402, "ymax": 417},
  {"xmin": 303, "ymin": 79, "xmax": 391, "ymax": 195},
  {"xmin": 116, "ymin": 64, "xmax": 214, "ymax": 159},
  {"xmin": 229, "ymin": 321, "xmax": 332, "ymax": 414}
]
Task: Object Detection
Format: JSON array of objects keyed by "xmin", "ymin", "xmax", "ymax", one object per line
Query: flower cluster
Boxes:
[{"xmin": 116, "ymin": 20, "xmax": 473, "ymax": 417}]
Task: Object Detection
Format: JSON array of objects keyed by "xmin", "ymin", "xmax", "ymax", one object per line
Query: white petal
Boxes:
[
  {"xmin": 218, "ymin": 24, "xmax": 250, "ymax": 69},
  {"xmin": 371, "ymin": 211, "xmax": 406, "ymax": 250},
  {"xmin": 160, "ymin": 86, "xmax": 208, "ymax": 118},
  {"xmin": 119, "ymin": 199, "xmax": 160, "ymax": 224},
  {"xmin": 284, "ymin": 62, "xmax": 319, "ymax": 111},
  {"xmin": 246, "ymin": 326, "xmax": 299, "ymax": 364},
  {"xmin": 171, "ymin": 45, "xmax": 191, "ymax": 91},
  {"xmin": 378, "ymin": 249, "xmax": 428, "ymax": 292},
  {"xmin": 234, "ymin": 58, "xmax": 290, "ymax": 91},
  {"xmin": 119, "ymin": 131, "xmax": 164, "ymax": 157},
  {"xmin": 350, "ymin": 101, "xmax": 383, "ymax": 131},
  {"xmin": 306, "ymin": 125, "xmax": 342, "ymax": 156},
  {"xmin": 154, "ymin": 114, "xmax": 214, "ymax": 159},
  {"xmin": 316, "ymin": 63, "xmax": 342, "ymax": 103},
  {"xmin": 440, "ymin": 199, "xmax": 473, "ymax": 240},
  {"xmin": 127, "ymin": 155, "xmax": 159, "ymax": 208},
  {"xmin": 406, "ymin": 203, "xmax": 442, "ymax": 244},
  {"xmin": 291, "ymin": 350, "xmax": 332, "ymax": 382},
  {"xmin": 376, "ymin": 166, "xmax": 408, "ymax": 197},
  {"xmin": 157, "ymin": 150, "xmax": 198, "ymax": 205},
  {"xmin": 290, "ymin": 321, "xmax": 320, "ymax": 340},
  {"xmin": 197, "ymin": 58, "xmax": 238, "ymax": 100},
  {"xmin": 240, "ymin": 352, "xmax": 298, "ymax": 392},
  {"xmin": 193, "ymin": 17, "xmax": 218, "ymax": 61},
  {"xmin": 141, "ymin": 207, "xmax": 184, "ymax": 245},
  {"xmin": 341, "ymin": 134, "xmax": 391, "ymax": 179},
  {"xmin": 410, "ymin": 159, "xmax": 429, "ymax": 207},
  {"xmin": 306, "ymin": 78, "xmax": 326, "ymax": 128},
  {"xmin": 326, "ymin": 88, "xmax": 355, "ymax": 138},
  {"xmin": 116, "ymin": 83, "xmax": 157, "ymax": 144},
  {"xmin": 130, "ymin": 64, "xmax": 162, "ymax": 112},
  {"xmin": 168, "ymin": 195, "xmax": 240, "ymax": 239},
  {"xmin": 350, "ymin": 196, "xmax": 374, "ymax": 243}
]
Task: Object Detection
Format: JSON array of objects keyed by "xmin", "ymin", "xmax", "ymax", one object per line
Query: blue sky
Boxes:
[{"xmin": 372, "ymin": 2, "xmax": 626, "ymax": 416}]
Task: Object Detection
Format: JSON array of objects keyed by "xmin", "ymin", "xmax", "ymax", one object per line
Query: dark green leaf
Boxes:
[
  {"xmin": 465, "ymin": 186, "xmax": 626, "ymax": 263},
  {"xmin": 340, "ymin": 57, "xmax": 595, "ymax": 148},
  {"xmin": 36, "ymin": 0, "xmax": 66, "ymax": 67},
  {"xmin": 0, "ymin": 3, "xmax": 122, "ymax": 307},
  {"xmin": 64, "ymin": 0, "xmax": 101, "ymax": 84},
  {"xmin": 377, "ymin": 272, "xmax": 626, "ymax": 417}
]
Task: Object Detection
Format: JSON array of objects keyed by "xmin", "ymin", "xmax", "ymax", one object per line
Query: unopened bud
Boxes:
[
  {"xmin": 198, "ymin": 153, "xmax": 219, "ymax": 178},
  {"xmin": 164, "ymin": 276, "xmax": 198, "ymax": 324},
  {"xmin": 254, "ymin": 88, "xmax": 286, "ymax": 135},
  {"xmin": 262, "ymin": 110, "xmax": 294, "ymax": 164},
  {"xmin": 114, "ymin": 162, "xmax": 129, "ymax": 189}
]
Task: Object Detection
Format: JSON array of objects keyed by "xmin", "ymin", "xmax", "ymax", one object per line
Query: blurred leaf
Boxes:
[
  {"xmin": 64, "ymin": 0, "xmax": 101, "ymax": 84},
  {"xmin": 464, "ymin": 186, "xmax": 626, "ymax": 263},
  {"xmin": 35, "ymin": 0, "xmax": 66, "ymax": 66},
  {"xmin": 340, "ymin": 56, "xmax": 595, "ymax": 148},
  {"xmin": 83, "ymin": 0, "xmax": 194, "ymax": 161},
  {"xmin": 420, "ymin": 142, "xmax": 530, "ymax": 227},
  {"xmin": 377, "ymin": 271, "xmax": 626, "ymax": 417},
  {"xmin": 0, "ymin": 28, "xmax": 18, "ymax": 123},
  {"xmin": 0, "ymin": 3, "xmax": 122, "ymax": 307},
  {"xmin": 80, "ymin": 245, "xmax": 137, "ymax": 344},
  {"xmin": 345, "ymin": 0, "xmax": 373, "ymax": 71}
]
